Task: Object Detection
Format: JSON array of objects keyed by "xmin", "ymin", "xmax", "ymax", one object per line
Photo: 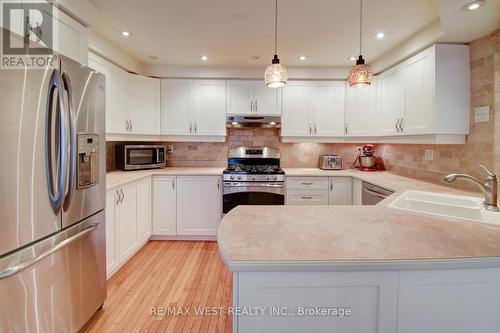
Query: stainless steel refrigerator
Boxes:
[{"xmin": 0, "ymin": 29, "xmax": 107, "ymax": 331}]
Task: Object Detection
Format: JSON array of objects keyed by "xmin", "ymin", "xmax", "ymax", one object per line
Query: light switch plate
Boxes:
[
  {"xmin": 424, "ymin": 149, "xmax": 434, "ymax": 161},
  {"xmin": 475, "ymin": 106, "xmax": 490, "ymax": 123}
]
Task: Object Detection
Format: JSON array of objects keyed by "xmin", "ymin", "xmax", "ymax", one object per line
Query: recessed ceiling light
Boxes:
[
  {"xmin": 463, "ymin": 0, "xmax": 485, "ymax": 10},
  {"xmin": 299, "ymin": 56, "xmax": 306, "ymax": 61},
  {"xmin": 349, "ymin": 56, "xmax": 356, "ymax": 61},
  {"xmin": 200, "ymin": 55, "xmax": 208, "ymax": 61},
  {"xmin": 120, "ymin": 30, "xmax": 130, "ymax": 37},
  {"xmin": 376, "ymin": 32, "xmax": 385, "ymax": 39}
]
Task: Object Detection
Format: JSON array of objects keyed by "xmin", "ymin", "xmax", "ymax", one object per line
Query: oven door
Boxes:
[
  {"xmin": 125, "ymin": 145, "xmax": 165, "ymax": 170},
  {"xmin": 223, "ymin": 182, "xmax": 285, "ymax": 214}
]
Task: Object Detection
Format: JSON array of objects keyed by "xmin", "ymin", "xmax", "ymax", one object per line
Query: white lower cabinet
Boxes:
[
  {"xmin": 176, "ymin": 176, "xmax": 222, "ymax": 236},
  {"xmin": 329, "ymin": 177, "xmax": 353, "ymax": 205},
  {"xmin": 152, "ymin": 176, "xmax": 177, "ymax": 236},
  {"xmin": 286, "ymin": 177, "xmax": 352, "ymax": 206},
  {"xmin": 352, "ymin": 178, "xmax": 363, "ymax": 205},
  {"xmin": 106, "ymin": 177, "xmax": 152, "ymax": 278}
]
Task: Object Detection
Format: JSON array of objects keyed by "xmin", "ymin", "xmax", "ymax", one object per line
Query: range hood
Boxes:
[{"xmin": 226, "ymin": 115, "xmax": 281, "ymax": 128}]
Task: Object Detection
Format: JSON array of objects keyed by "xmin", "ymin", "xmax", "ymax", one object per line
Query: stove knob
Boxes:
[
  {"xmin": 229, "ymin": 175, "xmax": 235, "ymax": 180},
  {"xmin": 272, "ymin": 176, "xmax": 278, "ymax": 181},
  {"xmin": 237, "ymin": 176, "xmax": 242, "ymax": 180},
  {"xmin": 265, "ymin": 175, "xmax": 270, "ymax": 180}
]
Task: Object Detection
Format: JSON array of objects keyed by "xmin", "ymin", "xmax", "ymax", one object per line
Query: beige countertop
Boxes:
[{"xmin": 106, "ymin": 167, "xmax": 225, "ymax": 190}]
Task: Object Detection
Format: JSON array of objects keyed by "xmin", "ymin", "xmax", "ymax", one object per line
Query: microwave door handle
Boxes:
[{"xmin": 62, "ymin": 72, "xmax": 75, "ymax": 211}]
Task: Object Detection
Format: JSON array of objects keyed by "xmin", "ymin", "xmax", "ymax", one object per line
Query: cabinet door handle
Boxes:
[
  {"xmin": 330, "ymin": 181, "xmax": 333, "ymax": 191},
  {"xmin": 130, "ymin": 120, "xmax": 132, "ymax": 132},
  {"xmin": 345, "ymin": 123, "xmax": 349, "ymax": 135},
  {"xmin": 125, "ymin": 120, "xmax": 129, "ymax": 131},
  {"xmin": 309, "ymin": 124, "xmax": 312, "ymax": 134},
  {"xmin": 255, "ymin": 100, "xmax": 258, "ymax": 112},
  {"xmin": 395, "ymin": 119, "xmax": 399, "ymax": 132},
  {"xmin": 194, "ymin": 122, "xmax": 197, "ymax": 133},
  {"xmin": 217, "ymin": 179, "xmax": 220, "ymax": 190},
  {"xmin": 314, "ymin": 124, "xmax": 317, "ymax": 134},
  {"xmin": 120, "ymin": 189, "xmax": 124, "ymax": 203},
  {"xmin": 116, "ymin": 190, "xmax": 120, "ymax": 205},
  {"xmin": 172, "ymin": 178, "xmax": 175, "ymax": 190},
  {"xmin": 189, "ymin": 122, "xmax": 192, "ymax": 133},
  {"xmin": 399, "ymin": 118, "xmax": 404, "ymax": 132},
  {"xmin": 250, "ymin": 101, "xmax": 254, "ymax": 112}
]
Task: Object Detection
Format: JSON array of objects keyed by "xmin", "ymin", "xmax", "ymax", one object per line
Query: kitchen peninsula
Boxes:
[{"xmin": 218, "ymin": 179, "xmax": 500, "ymax": 333}]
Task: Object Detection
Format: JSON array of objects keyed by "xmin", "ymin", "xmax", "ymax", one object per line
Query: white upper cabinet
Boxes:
[
  {"xmin": 161, "ymin": 79, "xmax": 194, "ymax": 135},
  {"xmin": 378, "ymin": 65, "xmax": 405, "ymax": 136},
  {"xmin": 345, "ymin": 78, "xmax": 379, "ymax": 137},
  {"xmin": 403, "ymin": 47, "xmax": 434, "ymax": 135},
  {"xmin": 127, "ymin": 73, "xmax": 160, "ymax": 135},
  {"xmin": 282, "ymin": 81, "xmax": 345, "ymax": 138},
  {"xmin": 281, "ymin": 81, "xmax": 313, "ymax": 137},
  {"xmin": 88, "ymin": 52, "xmax": 129, "ymax": 134},
  {"xmin": 50, "ymin": 6, "xmax": 88, "ymax": 65},
  {"xmin": 194, "ymin": 80, "xmax": 227, "ymax": 135},
  {"xmin": 376, "ymin": 44, "xmax": 470, "ymax": 140},
  {"xmin": 227, "ymin": 80, "xmax": 281, "ymax": 115},
  {"xmin": 312, "ymin": 81, "xmax": 346, "ymax": 137},
  {"xmin": 161, "ymin": 79, "xmax": 226, "ymax": 137}
]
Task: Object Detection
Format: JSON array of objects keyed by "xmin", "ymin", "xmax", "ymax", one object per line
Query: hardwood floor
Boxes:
[{"xmin": 81, "ymin": 241, "xmax": 232, "ymax": 333}]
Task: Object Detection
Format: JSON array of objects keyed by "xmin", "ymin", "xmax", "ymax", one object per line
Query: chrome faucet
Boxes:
[{"xmin": 444, "ymin": 164, "xmax": 499, "ymax": 212}]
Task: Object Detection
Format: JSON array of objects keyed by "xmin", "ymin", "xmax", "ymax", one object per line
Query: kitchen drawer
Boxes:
[
  {"xmin": 286, "ymin": 190, "xmax": 329, "ymax": 205},
  {"xmin": 287, "ymin": 177, "xmax": 329, "ymax": 190}
]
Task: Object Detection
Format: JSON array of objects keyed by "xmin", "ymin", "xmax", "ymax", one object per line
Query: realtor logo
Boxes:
[{"xmin": 1, "ymin": 0, "xmax": 54, "ymax": 68}]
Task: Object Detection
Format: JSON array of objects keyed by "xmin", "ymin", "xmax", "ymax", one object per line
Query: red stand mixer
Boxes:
[{"xmin": 357, "ymin": 144, "xmax": 378, "ymax": 172}]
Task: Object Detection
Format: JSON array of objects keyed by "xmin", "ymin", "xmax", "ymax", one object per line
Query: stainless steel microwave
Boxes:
[{"xmin": 115, "ymin": 144, "xmax": 166, "ymax": 170}]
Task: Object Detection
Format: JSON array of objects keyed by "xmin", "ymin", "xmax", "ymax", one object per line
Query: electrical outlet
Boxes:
[
  {"xmin": 168, "ymin": 144, "xmax": 174, "ymax": 152},
  {"xmin": 356, "ymin": 147, "xmax": 362, "ymax": 154},
  {"xmin": 424, "ymin": 149, "xmax": 434, "ymax": 161},
  {"xmin": 474, "ymin": 106, "xmax": 490, "ymax": 123}
]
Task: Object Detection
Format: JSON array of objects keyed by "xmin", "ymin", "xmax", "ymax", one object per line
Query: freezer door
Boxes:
[
  {"xmin": 0, "ymin": 44, "xmax": 64, "ymax": 256},
  {"xmin": 60, "ymin": 55, "xmax": 106, "ymax": 228},
  {"xmin": 0, "ymin": 210, "xmax": 106, "ymax": 332}
]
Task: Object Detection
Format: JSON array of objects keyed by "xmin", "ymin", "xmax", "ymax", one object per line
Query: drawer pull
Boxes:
[
  {"xmin": 301, "ymin": 196, "xmax": 313, "ymax": 199},
  {"xmin": 301, "ymin": 182, "xmax": 314, "ymax": 185}
]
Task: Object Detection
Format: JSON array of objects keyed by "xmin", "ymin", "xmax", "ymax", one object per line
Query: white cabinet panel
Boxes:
[
  {"xmin": 404, "ymin": 48, "xmax": 434, "ymax": 135},
  {"xmin": 227, "ymin": 80, "xmax": 254, "ymax": 115},
  {"xmin": 152, "ymin": 176, "xmax": 177, "ymax": 236},
  {"xmin": 254, "ymin": 80, "xmax": 281, "ymax": 115},
  {"xmin": 128, "ymin": 74, "xmax": 160, "ymax": 135},
  {"xmin": 116, "ymin": 183, "xmax": 138, "ymax": 262},
  {"xmin": 312, "ymin": 81, "xmax": 346, "ymax": 137},
  {"xmin": 161, "ymin": 79, "xmax": 193, "ymax": 135},
  {"xmin": 137, "ymin": 179, "xmax": 152, "ymax": 243},
  {"xmin": 286, "ymin": 190, "xmax": 329, "ymax": 206},
  {"xmin": 105, "ymin": 190, "xmax": 118, "ymax": 277},
  {"xmin": 329, "ymin": 177, "xmax": 353, "ymax": 205},
  {"xmin": 287, "ymin": 177, "xmax": 329, "ymax": 190},
  {"xmin": 49, "ymin": 6, "xmax": 88, "ymax": 65},
  {"xmin": 378, "ymin": 66, "xmax": 405, "ymax": 135},
  {"xmin": 227, "ymin": 80, "xmax": 281, "ymax": 115},
  {"xmin": 177, "ymin": 176, "xmax": 222, "ymax": 236},
  {"xmin": 194, "ymin": 80, "xmax": 226, "ymax": 135},
  {"xmin": 281, "ymin": 81, "xmax": 313, "ymax": 136},
  {"xmin": 345, "ymin": 78, "xmax": 379, "ymax": 137},
  {"xmin": 88, "ymin": 53, "xmax": 128, "ymax": 134},
  {"xmin": 397, "ymin": 268, "xmax": 500, "ymax": 333},
  {"xmin": 352, "ymin": 178, "xmax": 363, "ymax": 205}
]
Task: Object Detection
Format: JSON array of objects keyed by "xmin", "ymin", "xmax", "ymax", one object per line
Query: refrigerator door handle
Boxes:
[
  {"xmin": 0, "ymin": 223, "xmax": 99, "ymax": 280},
  {"xmin": 45, "ymin": 69, "xmax": 68, "ymax": 214},
  {"xmin": 62, "ymin": 72, "xmax": 75, "ymax": 211}
]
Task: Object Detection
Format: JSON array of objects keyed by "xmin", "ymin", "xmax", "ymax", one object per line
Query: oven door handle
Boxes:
[{"xmin": 223, "ymin": 184, "xmax": 285, "ymax": 195}]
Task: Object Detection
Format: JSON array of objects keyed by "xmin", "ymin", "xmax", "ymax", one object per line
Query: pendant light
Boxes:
[
  {"xmin": 348, "ymin": 0, "xmax": 373, "ymax": 88},
  {"xmin": 265, "ymin": 0, "xmax": 288, "ymax": 88}
]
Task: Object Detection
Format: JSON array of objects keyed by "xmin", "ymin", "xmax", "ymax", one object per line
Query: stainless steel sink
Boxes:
[{"xmin": 388, "ymin": 190, "xmax": 500, "ymax": 225}]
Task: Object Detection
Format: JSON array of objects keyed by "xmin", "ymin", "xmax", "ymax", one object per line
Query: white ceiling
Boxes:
[{"xmin": 88, "ymin": 0, "xmax": 440, "ymax": 67}]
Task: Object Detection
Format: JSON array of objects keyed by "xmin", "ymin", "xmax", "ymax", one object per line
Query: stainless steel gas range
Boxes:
[{"xmin": 223, "ymin": 147, "xmax": 285, "ymax": 214}]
